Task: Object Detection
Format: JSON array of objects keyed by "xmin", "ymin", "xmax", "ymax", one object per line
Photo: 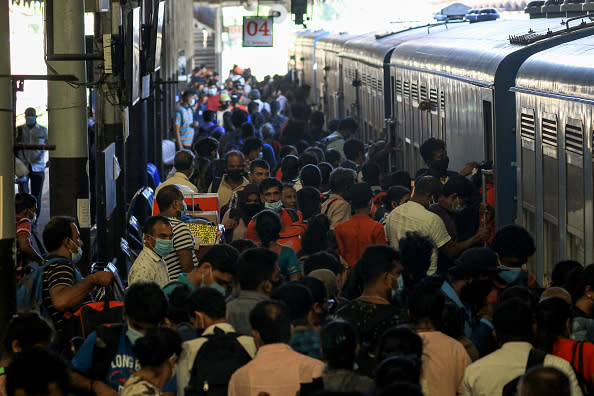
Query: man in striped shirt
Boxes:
[
  {"xmin": 156, "ymin": 185, "xmax": 199, "ymax": 280},
  {"xmin": 175, "ymin": 91, "xmax": 196, "ymax": 150}
]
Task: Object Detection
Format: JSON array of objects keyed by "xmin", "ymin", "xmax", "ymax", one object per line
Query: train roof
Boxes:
[
  {"xmin": 317, "ymin": 32, "xmax": 368, "ymax": 53},
  {"xmin": 294, "ymin": 30, "xmax": 330, "ymax": 47},
  {"xmin": 514, "ymin": 34, "xmax": 594, "ymax": 102},
  {"xmin": 339, "ymin": 21, "xmax": 469, "ymax": 67},
  {"xmin": 390, "ymin": 18, "xmax": 594, "ymax": 85}
]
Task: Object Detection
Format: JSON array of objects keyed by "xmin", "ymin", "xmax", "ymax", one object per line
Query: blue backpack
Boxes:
[{"xmin": 16, "ymin": 257, "xmax": 63, "ymax": 316}]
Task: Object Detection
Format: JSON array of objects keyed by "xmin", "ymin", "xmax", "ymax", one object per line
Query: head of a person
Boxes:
[
  {"xmin": 2, "ymin": 313, "xmax": 54, "ymax": 359},
  {"xmin": 231, "ymin": 109, "xmax": 249, "ymax": 130},
  {"xmin": 271, "ymin": 100, "xmax": 281, "ymax": 115},
  {"xmin": 359, "ymin": 245, "xmax": 402, "ymax": 301},
  {"xmin": 398, "ymin": 231, "xmax": 434, "ymax": 290},
  {"xmin": 280, "ymin": 183, "xmax": 297, "ymax": 210},
  {"xmin": 438, "ymin": 176, "xmax": 469, "ymax": 213},
  {"xmin": 518, "ymin": 366, "xmax": 571, "ymax": 396},
  {"xmin": 15, "ymin": 193, "xmax": 37, "ymax": 220},
  {"xmin": 361, "ymin": 161, "xmax": 381, "ymax": 186},
  {"xmin": 240, "ymin": 122, "xmax": 256, "ymax": 140},
  {"xmin": 142, "ymin": 215, "xmax": 173, "ymax": 257},
  {"xmin": 24, "ymin": 107, "xmax": 37, "ymax": 127},
  {"xmin": 194, "ymin": 137, "xmax": 218, "ymax": 159},
  {"xmin": 300, "ymin": 213, "xmax": 331, "ymax": 254},
  {"xmin": 281, "ymin": 155, "xmax": 300, "ymax": 182},
  {"xmin": 6, "ymin": 348, "xmax": 70, "ymax": 396},
  {"xmin": 229, "ymin": 238, "xmax": 258, "ymax": 253},
  {"xmin": 42, "ymin": 216, "xmax": 82, "ymax": 261},
  {"xmin": 132, "ymin": 327, "xmax": 182, "ymax": 385},
  {"xmin": 551, "ymin": 260, "xmax": 582, "ymax": 288},
  {"xmin": 419, "ymin": 137, "xmax": 448, "ymax": 171},
  {"xmin": 338, "ymin": 117, "xmax": 358, "ymax": 138},
  {"xmin": 187, "ymin": 287, "xmax": 227, "ymax": 330},
  {"xmin": 318, "ymin": 162, "xmax": 333, "ymax": 189},
  {"xmin": 340, "ymin": 159, "xmax": 357, "ymax": 171},
  {"xmin": 300, "ymin": 276, "xmax": 329, "ymax": 322},
  {"xmin": 385, "ymin": 186, "xmax": 411, "ymax": 211},
  {"xmin": 173, "ymin": 149, "xmax": 195, "ymax": 176},
  {"xmin": 242, "ymin": 137, "xmax": 263, "ymax": 162},
  {"xmin": 224, "ymin": 150, "xmax": 246, "ymax": 181},
  {"xmin": 309, "ymin": 111, "xmax": 324, "ymax": 129},
  {"xmin": 196, "ymin": 244, "xmax": 239, "ymax": 295},
  {"xmin": 298, "ymin": 152, "xmax": 318, "ymax": 169},
  {"xmin": 254, "ymin": 209, "xmax": 281, "ymax": 248},
  {"xmin": 280, "ymin": 145, "xmax": 298, "ymax": 160},
  {"xmin": 260, "ymin": 123, "xmax": 275, "ymax": 140},
  {"xmin": 408, "ymin": 276, "xmax": 446, "ymax": 329},
  {"xmin": 247, "ymin": 101, "xmax": 259, "ymax": 116},
  {"xmin": 343, "ymin": 139, "xmax": 365, "ymax": 165},
  {"xmin": 375, "ymin": 356, "xmax": 422, "ymax": 391},
  {"xmin": 325, "ymin": 148, "xmax": 341, "ymax": 167},
  {"xmin": 304, "ymin": 251, "xmax": 345, "ymax": 292},
  {"xmin": 309, "ymin": 269, "xmax": 339, "ymax": 304},
  {"xmin": 534, "ymin": 297, "xmax": 571, "ymax": 353},
  {"xmin": 491, "ymin": 224, "xmax": 536, "ymax": 268},
  {"xmin": 181, "ymin": 91, "xmax": 193, "ymax": 106},
  {"xmin": 329, "ymin": 167, "xmax": 357, "ymax": 197},
  {"xmin": 237, "ymin": 248, "xmax": 279, "ymax": 294},
  {"xmin": 305, "ymin": 146, "xmax": 325, "ymax": 163},
  {"xmin": 566, "ymin": 264, "xmax": 594, "ymax": 313},
  {"xmin": 207, "ymin": 80, "xmax": 217, "ymax": 96},
  {"xmin": 259, "ymin": 177, "xmax": 283, "ymax": 209},
  {"xmin": 375, "ymin": 326, "xmax": 423, "ymax": 364},
  {"xmin": 249, "ymin": 299, "xmax": 292, "ymax": 348},
  {"xmin": 386, "ymin": 170, "xmax": 412, "ymax": 190},
  {"xmin": 203, "ymin": 110, "xmax": 216, "ymax": 124},
  {"xmin": 124, "ymin": 281, "xmax": 169, "ymax": 341},
  {"xmin": 411, "ymin": 176, "xmax": 442, "ymax": 208},
  {"xmin": 249, "ymin": 159, "xmax": 270, "ymax": 185},
  {"xmin": 164, "ymin": 284, "xmax": 192, "ymax": 326},
  {"xmin": 299, "ymin": 164, "xmax": 322, "ymax": 189},
  {"xmin": 327, "ymin": 118, "xmax": 340, "ymax": 133},
  {"xmin": 156, "ymin": 185, "xmax": 186, "ymax": 219},
  {"xmin": 297, "ymin": 186, "xmax": 321, "ymax": 221},
  {"xmin": 321, "ymin": 320, "xmax": 358, "ymax": 370},
  {"xmin": 493, "ymin": 297, "xmax": 534, "ymax": 344},
  {"xmin": 349, "ymin": 182, "xmax": 373, "ymax": 213},
  {"xmin": 270, "ymin": 282, "xmax": 313, "ymax": 325}
]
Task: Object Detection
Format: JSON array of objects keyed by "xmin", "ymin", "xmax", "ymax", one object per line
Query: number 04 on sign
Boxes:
[{"xmin": 243, "ymin": 17, "xmax": 273, "ymax": 47}]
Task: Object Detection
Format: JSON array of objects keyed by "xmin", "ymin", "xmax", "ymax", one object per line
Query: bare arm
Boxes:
[
  {"xmin": 49, "ymin": 272, "xmax": 114, "ymax": 312},
  {"xmin": 17, "ymin": 233, "xmax": 43, "ymax": 263},
  {"xmin": 440, "ymin": 226, "xmax": 490, "ymax": 259},
  {"xmin": 176, "ymin": 248, "xmax": 196, "ymax": 273},
  {"xmin": 175, "ymin": 123, "xmax": 183, "ymax": 150}
]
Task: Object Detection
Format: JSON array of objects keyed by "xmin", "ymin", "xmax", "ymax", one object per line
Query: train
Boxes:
[{"xmin": 291, "ymin": 7, "xmax": 594, "ymax": 285}]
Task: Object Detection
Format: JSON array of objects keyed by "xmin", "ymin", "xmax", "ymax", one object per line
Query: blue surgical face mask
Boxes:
[
  {"xmin": 200, "ymin": 268, "xmax": 226, "ymax": 295},
  {"xmin": 32, "ymin": 213, "xmax": 37, "ymax": 224},
  {"xmin": 70, "ymin": 240, "xmax": 83, "ymax": 264},
  {"xmin": 264, "ymin": 200, "xmax": 283, "ymax": 211},
  {"xmin": 190, "ymin": 98, "xmax": 196, "ymax": 106},
  {"xmin": 498, "ymin": 265, "xmax": 522, "ymax": 284},
  {"xmin": 208, "ymin": 88, "xmax": 217, "ymax": 96},
  {"xmin": 26, "ymin": 116, "xmax": 36, "ymax": 126},
  {"xmin": 126, "ymin": 321, "xmax": 144, "ymax": 345},
  {"xmin": 153, "ymin": 237, "xmax": 174, "ymax": 257},
  {"xmin": 180, "ymin": 201, "xmax": 188, "ymax": 218}
]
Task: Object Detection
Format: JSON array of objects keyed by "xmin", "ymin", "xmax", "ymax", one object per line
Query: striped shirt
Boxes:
[
  {"xmin": 175, "ymin": 105, "xmax": 195, "ymax": 147},
  {"xmin": 41, "ymin": 255, "xmax": 89, "ymax": 336},
  {"xmin": 163, "ymin": 218, "xmax": 198, "ymax": 280}
]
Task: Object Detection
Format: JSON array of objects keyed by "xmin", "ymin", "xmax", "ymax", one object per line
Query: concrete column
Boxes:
[
  {"xmin": 47, "ymin": 0, "xmax": 91, "ymax": 272},
  {"xmin": 214, "ymin": 6, "xmax": 223, "ymax": 74},
  {"xmin": 0, "ymin": 0, "xmax": 17, "ymax": 346}
]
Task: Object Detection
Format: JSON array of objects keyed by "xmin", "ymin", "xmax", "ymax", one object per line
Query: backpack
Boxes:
[
  {"xmin": 501, "ymin": 348, "xmax": 546, "ymax": 396},
  {"xmin": 90, "ymin": 323, "xmax": 124, "ymax": 381},
  {"xmin": 370, "ymin": 191, "xmax": 387, "ymax": 220},
  {"xmin": 16, "ymin": 257, "xmax": 64, "ymax": 316},
  {"xmin": 278, "ymin": 221, "xmax": 307, "ymax": 253},
  {"xmin": 185, "ymin": 327, "xmax": 252, "ymax": 396}
]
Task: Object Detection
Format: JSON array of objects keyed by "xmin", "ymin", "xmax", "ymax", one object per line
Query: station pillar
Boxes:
[
  {"xmin": 47, "ymin": 0, "xmax": 91, "ymax": 272},
  {"xmin": 0, "ymin": 0, "xmax": 17, "ymax": 347}
]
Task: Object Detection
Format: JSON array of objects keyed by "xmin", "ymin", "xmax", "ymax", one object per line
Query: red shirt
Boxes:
[
  {"xmin": 246, "ymin": 208, "xmax": 304, "ymax": 251},
  {"xmin": 334, "ymin": 214, "xmax": 387, "ymax": 267},
  {"xmin": 15, "ymin": 215, "xmax": 33, "ymax": 279},
  {"xmin": 553, "ymin": 338, "xmax": 594, "ymax": 384},
  {"xmin": 207, "ymin": 94, "xmax": 220, "ymax": 111}
]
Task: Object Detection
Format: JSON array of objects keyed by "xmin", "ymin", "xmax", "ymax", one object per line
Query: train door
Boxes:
[
  {"xmin": 563, "ymin": 117, "xmax": 585, "ymax": 264},
  {"xmin": 519, "ymin": 108, "xmax": 537, "ymax": 257}
]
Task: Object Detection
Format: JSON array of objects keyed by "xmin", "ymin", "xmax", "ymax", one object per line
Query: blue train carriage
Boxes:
[
  {"xmin": 315, "ymin": 32, "xmax": 367, "ymax": 122},
  {"xmin": 294, "ymin": 30, "xmax": 330, "ymax": 107},
  {"xmin": 388, "ymin": 17, "xmax": 594, "ymax": 246},
  {"xmin": 512, "ymin": 31, "xmax": 594, "ymax": 284}
]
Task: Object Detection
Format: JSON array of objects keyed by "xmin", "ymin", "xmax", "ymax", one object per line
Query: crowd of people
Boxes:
[{"xmin": 5, "ymin": 64, "xmax": 594, "ymax": 396}]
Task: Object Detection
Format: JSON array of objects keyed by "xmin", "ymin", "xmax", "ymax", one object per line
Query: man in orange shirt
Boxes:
[{"xmin": 335, "ymin": 183, "xmax": 387, "ymax": 268}]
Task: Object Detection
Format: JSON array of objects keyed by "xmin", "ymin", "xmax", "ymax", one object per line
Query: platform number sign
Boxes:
[{"xmin": 243, "ymin": 17, "xmax": 273, "ymax": 47}]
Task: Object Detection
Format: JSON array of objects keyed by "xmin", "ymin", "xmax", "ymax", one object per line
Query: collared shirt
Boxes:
[
  {"xmin": 228, "ymin": 343, "xmax": 323, "ymax": 396},
  {"xmin": 441, "ymin": 281, "xmax": 473, "ymax": 338},
  {"xmin": 384, "ymin": 200, "xmax": 451, "ymax": 275},
  {"xmin": 210, "ymin": 175, "xmax": 250, "ymax": 209},
  {"xmin": 419, "ymin": 331, "xmax": 471, "ymax": 396},
  {"xmin": 321, "ymin": 194, "xmax": 351, "ymax": 230},
  {"xmin": 128, "ymin": 246, "xmax": 170, "ymax": 288},
  {"xmin": 226, "ymin": 290, "xmax": 269, "ymax": 336},
  {"xmin": 163, "ymin": 218, "xmax": 199, "ymax": 281},
  {"xmin": 17, "ymin": 123, "xmax": 48, "ymax": 172},
  {"xmin": 335, "ymin": 214, "xmax": 387, "ymax": 268},
  {"xmin": 462, "ymin": 342, "xmax": 584, "ymax": 396},
  {"xmin": 177, "ymin": 322, "xmax": 256, "ymax": 392},
  {"xmin": 155, "ymin": 172, "xmax": 198, "ymax": 195},
  {"xmin": 175, "ymin": 105, "xmax": 195, "ymax": 147}
]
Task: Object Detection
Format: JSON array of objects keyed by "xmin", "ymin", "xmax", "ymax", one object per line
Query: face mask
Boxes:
[
  {"xmin": 153, "ymin": 238, "xmax": 174, "ymax": 257},
  {"xmin": 433, "ymin": 156, "xmax": 449, "ymax": 172},
  {"xmin": 70, "ymin": 240, "xmax": 83, "ymax": 264},
  {"xmin": 498, "ymin": 266, "xmax": 522, "ymax": 284},
  {"xmin": 226, "ymin": 169, "xmax": 245, "ymax": 180},
  {"xmin": 264, "ymin": 200, "xmax": 283, "ymax": 211},
  {"xmin": 180, "ymin": 201, "xmax": 188, "ymax": 218},
  {"xmin": 454, "ymin": 204, "xmax": 465, "ymax": 214},
  {"xmin": 126, "ymin": 321, "xmax": 144, "ymax": 345},
  {"xmin": 208, "ymin": 88, "xmax": 217, "ymax": 96},
  {"xmin": 257, "ymin": 151, "xmax": 264, "ymax": 159},
  {"xmin": 25, "ymin": 116, "xmax": 36, "ymax": 126},
  {"xmin": 200, "ymin": 268, "xmax": 227, "ymax": 295},
  {"xmin": 31, "ymin": 211, "xmax": 37, "ymax": 224},
  {"xmin": 244, "ymin": 203, "xmax": 262, "ymax": 218}
]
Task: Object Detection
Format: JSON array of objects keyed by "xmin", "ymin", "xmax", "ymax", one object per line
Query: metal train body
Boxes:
[{"xmin": 293, "ymin": 17, "xmax": 594, "ymax": 284}]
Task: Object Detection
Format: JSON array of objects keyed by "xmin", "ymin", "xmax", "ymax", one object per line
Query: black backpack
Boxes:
[
  {"xmin": 184, "ymin": 327, "xmax": 252, "ymax": 396},
  {"xmin": 502, "ymin": 348, "xmax": 546, "ymax": 396}
]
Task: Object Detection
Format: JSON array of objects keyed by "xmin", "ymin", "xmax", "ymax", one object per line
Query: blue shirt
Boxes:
[
  {"xmin": 72, "ymin": 324, "xmax": 176, "ymax": 392},
  {"xmin": 176, "ymin": 105, "xmax": 195, "ymax": 147},
  {"xmin": 289, "ymin": 329, "xmax": 321, "ymax": 360},
  {"xmin": 441, "ymin": 281, "xmax": 473, "ymax": 338},
  {"xmin": 278, "ymin": 246, "xmax": 301, "ymax": 279}
]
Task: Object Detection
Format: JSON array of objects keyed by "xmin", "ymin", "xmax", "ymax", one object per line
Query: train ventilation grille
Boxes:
[
  {"xmin": 404, "ymin": 81, "xmax": 410, "ymax": 97},
  {"xmin": 395, "ymin": 80, "xmax": 403, "ymax": 96},
  {"xmin": 411, "ymin": 82, "xmax": 419, "ymax": 102},
  {"xmin": 430, "ymin": 88, "xmax": 438, "ymax": 112},
  {"xmin": 541, "ymin": 118, "xmax": 557, "ymax": 146},
  {"xmin": 440, "ymin": 91, "xmax": 445, "ymax": 112},
  {"xmin": 520, "ymin": 113, "xmax": 536, "ymax": 139},
  {"xmin": 420, "ymin": 85, "xmax": 428, "ymax": 102},
  {"xmin": 565, "ymin": 123, "xmax": 584, "ymax": 153}
]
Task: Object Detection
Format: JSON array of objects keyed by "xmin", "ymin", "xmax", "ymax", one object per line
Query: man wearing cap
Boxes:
[
  {"xmin": 248, "ymin": 89, "xmax": 270, "ymax": 114},
  {"xmin": 17, "ymin": 107, "xmax": 48, "ymax": 218},
  {"xmin": 442, "ymin": 247, "xmax": 498, "ymax": 343},
  {"xmin": 335, "ymin": 183, "xmax": 387, "ymax": 268}
]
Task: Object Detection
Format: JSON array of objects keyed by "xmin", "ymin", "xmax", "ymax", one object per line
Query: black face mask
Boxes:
[
  {"xmin": 432, "ymin": 156, "xmax": 450, "ymax": 172},
  {"xmin": 243, "ymin": 203, "xmax": 262, "ymax": 219},
  {"xmin": 226, "ymin": 169, "xmax": 245, "ymax": 180}
]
